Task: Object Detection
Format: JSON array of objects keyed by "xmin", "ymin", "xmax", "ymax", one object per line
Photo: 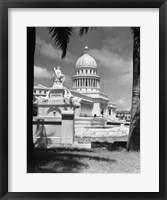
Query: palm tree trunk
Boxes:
[
  {"xmin": 127, "ymin": 75, "xmax": 140, "ymax": 151},
  {"xmin": 127, "ymin": 28, "xmax": 140, "ymax": 151},
  {"xmin": 27, "ymin": 27, "xmax": 36, "ymax": 171}
]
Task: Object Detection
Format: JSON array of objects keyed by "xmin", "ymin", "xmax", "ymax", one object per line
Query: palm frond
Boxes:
[
  {"xmin": 48, "ymin": 27, "xmax": 74, "ymax": 58},
  {"xmin": 79, "ymin": 27, "xmax": 95, "ymax": 36},
  {"xmin": 79, "ymin": 27, "xmax": 89, "ymax": 36}
]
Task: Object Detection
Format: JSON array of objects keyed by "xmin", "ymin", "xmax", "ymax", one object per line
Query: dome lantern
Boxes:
[{"xmin": 84, "ymin": 46, "xmax": 89, "ymax": 54}]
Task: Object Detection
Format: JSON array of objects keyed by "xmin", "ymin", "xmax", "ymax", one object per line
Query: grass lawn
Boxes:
[{"xmin": 34, "ymin": 146, "xmax": 140, "ymax": 173}]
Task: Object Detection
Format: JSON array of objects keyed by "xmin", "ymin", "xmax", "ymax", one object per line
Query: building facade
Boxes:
[{"xmin": 116, "ymin": 110, "xmax": 131, "ymax": 121}]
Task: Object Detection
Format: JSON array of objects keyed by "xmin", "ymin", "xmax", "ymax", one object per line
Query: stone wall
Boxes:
[{"xmin": 33, "ymin": 112, "xmax": 75, "ymax": 147}]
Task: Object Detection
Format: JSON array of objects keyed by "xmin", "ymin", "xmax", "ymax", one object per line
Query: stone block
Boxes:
[{"xmin": 61, "ymin": 111, "xmax": 74, "ymax": 144}]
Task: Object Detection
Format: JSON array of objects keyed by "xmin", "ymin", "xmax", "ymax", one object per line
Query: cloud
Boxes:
[
  {"xmin": 102, "ymin": 37, "xmax": 132, "ymax": 60},
  {"xmin": 118, "ymin": 97, "xmax": 125, "ymax": 105},
  {"xmin": 36, "ymin": 36, "xmax": 77, "ymax": 63},
  {"xmin": 64, "ymin": 75, "xmax": 71, "ymax": 82},
  {"xmin": 90, "ymin": 47, "xmax": 132, "ymax": 77},
  {"xmin": 34, "ymin": 65, "xmax": 52, "ymax": 78}
]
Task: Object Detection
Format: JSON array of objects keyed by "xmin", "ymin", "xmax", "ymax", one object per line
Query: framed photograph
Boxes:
[{"xmin": 0, "ymin": 0, "xmax": 167, "ymax": 199}]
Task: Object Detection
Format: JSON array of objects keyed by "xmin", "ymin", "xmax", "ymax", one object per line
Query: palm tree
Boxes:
[
  {"xmin": 27, "ymin": 27, "xmax": 36, "ymax": 172},
  {"xmin": 126, "ymin": 27, "xmax": 140, "ymax": 151}
]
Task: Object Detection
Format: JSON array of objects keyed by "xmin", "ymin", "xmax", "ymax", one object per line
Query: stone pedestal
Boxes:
[{"xmin": 61, "ymin": 110, "xmax": 74, "ymax": 144}]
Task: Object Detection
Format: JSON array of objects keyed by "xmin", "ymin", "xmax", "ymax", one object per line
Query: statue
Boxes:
[
  {"xmin": 64, "ymin": 89, "xmax": 72, "ymax": 104},
  {"xmin": 53, "ymin": 66, "xmax": 65, "ymax": 87},
  {"xmin": 35, "ymin": 90, "xmax": 50, "ymax": 103},
  {"xmin": 71, "ymin": 96, "xmax": 82, "ymax": 106},
  {"xmin": 63, "ymin": 89, "xmax": 82, "ymax": 106}
]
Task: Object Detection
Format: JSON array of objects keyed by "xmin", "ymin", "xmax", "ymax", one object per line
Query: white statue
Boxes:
[
  {"xmin": 35, "ymin": 90, "xmax": 50, "ymax": 103},
  {"xmin": 53, "ymin": 66, "xmax": 65, "ymax": 87},
  {"xmin": 63, "ymin": 89, "xmax": 82, "ymax": 106},
  {"xmin": 71, "ymin": 96, "xmax": 82, "ymax": 106},
  {"xmin": 64, "ymin": 89, "xmax": 72, "ymax": 104}
]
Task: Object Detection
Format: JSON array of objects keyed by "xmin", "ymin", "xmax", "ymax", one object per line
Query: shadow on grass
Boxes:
[
  {"xmin": 91, "ymin": 141, "xmax": 127, "ymax": 151},
  {"xmin": 34, "ymin": 148, "xmax": 117, "ymax": 173}
]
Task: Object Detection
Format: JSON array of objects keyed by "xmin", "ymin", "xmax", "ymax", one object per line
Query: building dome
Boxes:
[{"xmin": 76, "ymin": 46, "xmax": 97, "ymax": 68}]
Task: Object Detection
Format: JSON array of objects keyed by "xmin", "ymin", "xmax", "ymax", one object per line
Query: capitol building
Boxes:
[{"xmin": 34, "ymin": 46, "xmax": 116, "ymax": 119}]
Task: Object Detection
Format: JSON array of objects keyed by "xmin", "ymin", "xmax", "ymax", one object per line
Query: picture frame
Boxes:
[{"xmin": 0, "ymin": 0, "xmax": 167, "ymax": 199}]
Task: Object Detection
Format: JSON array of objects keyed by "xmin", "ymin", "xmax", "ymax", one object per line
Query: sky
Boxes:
[{"xmin": 34, "ymin": 27, "xmax": 133, "ymax": 110}]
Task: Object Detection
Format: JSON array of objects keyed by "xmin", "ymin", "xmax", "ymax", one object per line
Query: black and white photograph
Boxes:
[{"xmin": 28, "ymin": 27, "xmax": 140, "ymax": 173}]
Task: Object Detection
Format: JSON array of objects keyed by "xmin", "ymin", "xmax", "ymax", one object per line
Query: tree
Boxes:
[
  {"xmin": 126, "ymin": 27, "xmax": 140, "ymax": 151},
  {"xmin": 27, "ymin": 27, "xmax": 36, "ymax": 172}
]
